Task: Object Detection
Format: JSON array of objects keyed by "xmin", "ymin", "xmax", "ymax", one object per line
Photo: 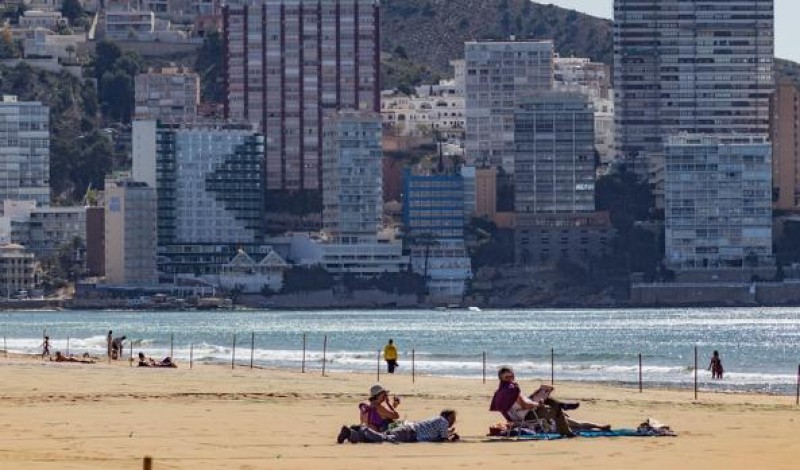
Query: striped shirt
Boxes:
[{"xmin": 412, "ymin": 416, "xmax": 450, "ymax": 442}]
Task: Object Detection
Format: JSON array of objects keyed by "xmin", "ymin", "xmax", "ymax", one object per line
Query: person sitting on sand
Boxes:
[
  {"xmin": 338, "ymin": 409, "xmax": 460, "ymax": 444},
  {"xmin": 359, "ymin": 384, "xmax": 400, "ymax": 431},
  {"xmin": 489, "ymin": 366, "xmax": 584, "ymax": 437},
  {"xmin": 52, "ymin": 351, "xmax": 95, "ymax": 364},
  {"xmin": 137, "ymin": 352, "xmax": 177, "ymax": 368}
]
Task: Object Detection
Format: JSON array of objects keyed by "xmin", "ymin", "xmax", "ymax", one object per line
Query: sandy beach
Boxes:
[{"xmin": 0, "ymin": 355, "xmax": 798, "ymax": 470}]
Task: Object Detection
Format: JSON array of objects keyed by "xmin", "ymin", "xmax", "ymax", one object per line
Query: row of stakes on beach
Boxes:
[{"xmin": 4, "ymin": 332, "xmax": 800, "ymax": 406}]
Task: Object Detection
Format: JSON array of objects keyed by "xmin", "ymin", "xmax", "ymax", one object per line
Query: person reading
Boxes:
[{"xmin": 489, "ymin": 366, "xmax": 578, "ymax": 437}]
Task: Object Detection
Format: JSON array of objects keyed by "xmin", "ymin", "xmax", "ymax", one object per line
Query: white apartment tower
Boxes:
[
  {"xmin": 664, "ymin": 135, "xmax": 772, "ymax": 268},
  {"xmin": 464, "ymin": 40, "xmax": 554, "ymax": 171},
  {"xmin": 222, "ymin": 0, "xmax": 380, "ymax": 192},
  {"xmin": 614, "ymin": 0, "xmax": 774, "ymax": 175},
  {"xmin": 322, "ymin": 111, "xmax": 382, "ymax": 244},
  {"xmin": 0, "ymin": 96, "xmax": 50, "ymax": 211}
]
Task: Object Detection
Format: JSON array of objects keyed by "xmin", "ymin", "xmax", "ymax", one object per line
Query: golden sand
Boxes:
[{"xmin": 0, "ymin": 355, "xmax": 798, "ymax": 469}]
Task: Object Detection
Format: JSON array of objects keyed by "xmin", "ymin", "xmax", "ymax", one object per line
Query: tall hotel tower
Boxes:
[
  {"xmin": 222, "ymin": 0, "xmax": 380, "ymax": 193},
  {"xmin": 614, "ymin": 0, "xmax": 774, "ymax": 175}
]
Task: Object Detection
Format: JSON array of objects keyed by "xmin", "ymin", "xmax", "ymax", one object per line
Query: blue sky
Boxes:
[{"xmin": 542, "ymin": 0, "xmax": 798, "ymax": 62}]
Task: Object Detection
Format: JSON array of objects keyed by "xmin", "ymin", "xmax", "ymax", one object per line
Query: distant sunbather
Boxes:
[
  {"xmin": 137, "ymin": 352, "xmax": 177, "ymax": 368},
  {"xmin": 52, "ymin": 351, "xmax": 95, "ymax": 364}
]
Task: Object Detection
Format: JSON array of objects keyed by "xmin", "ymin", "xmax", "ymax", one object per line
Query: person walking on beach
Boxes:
[
  {"xmin": 106, "ymin": 331, "xmax": 113, "ymax": 359},
  {"xmin": 41, "ymin": 336, "xmax": 51, "ymax": 358},
  {"xmin": 708, "ymin": 350, "xmax": 724, "ymax": 379},
  {"xmin": 384, "ymin": 339, "xmax": 398, "ymax": 373}
]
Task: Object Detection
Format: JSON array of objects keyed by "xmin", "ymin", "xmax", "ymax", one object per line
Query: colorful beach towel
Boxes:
[{"xmin": 498, "ymin": 428, "xmax": 674, "ymax": 440}]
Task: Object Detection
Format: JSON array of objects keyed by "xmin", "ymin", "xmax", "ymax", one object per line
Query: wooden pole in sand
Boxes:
[
  {"xmin": 142, "ymin": 456, "xmax": 152, "ymax": 470},
  {"xmin": 638, "ymin": 353, "xmax": 643, "ymax": 393},
  {"xmin": 301, "ymin": 333, "xmax": 306, "ymax": 373},
  {"xmin": 551, "ymin": 348, "xmax": 555, "ymax": 386},
  {"xmin": 694, "ymin": 346, "xmax": 698, "ymax": 400},
  {"xmin": 170, "ymin": 334, "xmax": 174, "ymax": 359},
  {"xmin": 231, "ymin": 334, "xmax": 237, "ymax": 370},
  {"xmin": 412, "ymin": 349, "xmax": 415, "ymax": 383},
  {"xmin": 250, "ymin": 332, "xmax": 255, "ymax": 370},
  {"xmin": 3, "ymin": 336, "xmax": 6, "ymax": 359},
  {"xmin": 795, "ymin": 364, "xmax": 799, "ymax": 406},
  {"xmin": 129, "ymin": 341, "xmax": 133, "ymax": 367},
  {"xmin": 376, "ymin": 349, "xmax": 380, "ymax": 382},
  {"xmin": 482, "ymin": 351, "xmax": 486, "ymax": 384},
  {"xmin": 189, "ymin": 343, "xmax": 193, "ymax": 370},
  {"xmin": 321, "ymin": 335, "xmax": 328, "ymax": 377}
]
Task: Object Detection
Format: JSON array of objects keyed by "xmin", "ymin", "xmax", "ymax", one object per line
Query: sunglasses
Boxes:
[{"xmin": 501, "ymin": 374, "xmax": 515, "ymax": 381}]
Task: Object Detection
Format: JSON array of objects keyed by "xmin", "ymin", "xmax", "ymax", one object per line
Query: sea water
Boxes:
[{"xmin": 0, "ymin": 307, "xmax": 798, "ymax": 394}]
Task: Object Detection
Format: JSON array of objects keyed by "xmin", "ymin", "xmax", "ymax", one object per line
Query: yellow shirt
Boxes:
[{"xmin": 384, "ymin": 344, "xmax": 398, "ymax": 361}]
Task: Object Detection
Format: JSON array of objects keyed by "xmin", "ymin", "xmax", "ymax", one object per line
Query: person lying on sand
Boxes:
[
  {"xmin": 137, "ymin": 352, "xmax": 177, "ymax": 368},
  {"xmin": 338, "ymin": 409, "xmax": 460, "ymax": 444},
  {"xmin": 52, "ymin": 351, "xmax": 95, "ymax": 364}
]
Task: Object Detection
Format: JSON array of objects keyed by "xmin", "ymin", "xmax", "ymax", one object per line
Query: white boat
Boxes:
[{"xmin": 468, "ymin": 306, "xmax": 482, "ymax": 312}]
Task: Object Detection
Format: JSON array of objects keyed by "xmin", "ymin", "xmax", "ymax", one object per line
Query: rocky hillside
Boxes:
[
  {"xmin": 380, "ymin": 0, "xmax": 613, "ymax": 87},
  {"xmin": 381, "ymin": 0, "xmax": 795, "ymax": 89}
]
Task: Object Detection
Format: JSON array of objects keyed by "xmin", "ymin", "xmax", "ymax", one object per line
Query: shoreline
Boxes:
[
  {"xmin": 3, "ymin": 352, "xmax": 798, "ymax": 399},
  {"xmin": 3, "ymin": 303, "xmax": 800, "ymax": 312}
]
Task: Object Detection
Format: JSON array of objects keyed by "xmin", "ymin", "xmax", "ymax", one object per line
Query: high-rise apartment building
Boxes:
[
  {"xmin": 402, "ymin": 168, "xmax": 472, "ymax": 300},
  {"xmin": 514, "ymin": 92, "xmax": 596, "ymax": 214},
  {"xmin": 134, "ymin": 67, "xmax": 200, "ymax": 122},
  {"xmin": 322, "ymin": 111, "xmax": 382, "ymax": 244},
  {"xmin": 614, "ymin": 0, "xmax": 774, "ymax": 175},
  {"xmin": 222, "ymin": 0, "xmax": 380, "ymax": 192},
  {"xmin": 464, "ymin": 40, "xmax": 554, "ymax": 171},
  {"xmin": 664, "ymin": 135, "xmax": 772, "ymax": 268},
  {"xmin": 771, "ymin": 79, "xmax": 800, "ymax": 211},
  {"xmin": 0, "ymin": 95, "xmax": 50, "ymax": 211},
  {"xmin": 104, "ymin": 180, "xmax": 158, "ymax": 286},
  {"xmin": 133, "ymin": 121, "xmax": 266, "ymax": 276},
  {"xmin": 513, "ymin": 92, "xmax": 613, "ymax": 266}
]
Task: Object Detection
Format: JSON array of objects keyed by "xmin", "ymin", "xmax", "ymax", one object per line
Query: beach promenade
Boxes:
[{"xmin": 0, "ymin": 356, "xmax": 797, "ymax": 469}]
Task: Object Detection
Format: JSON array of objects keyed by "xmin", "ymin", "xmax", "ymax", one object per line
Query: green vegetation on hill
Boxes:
[
  {"xmin": 0, "ymin": 63, "xmax": 111, "ymax": 203},
  {"xmin": 380, "ymin": 0, "xmax": 613, "ymax": 86}
]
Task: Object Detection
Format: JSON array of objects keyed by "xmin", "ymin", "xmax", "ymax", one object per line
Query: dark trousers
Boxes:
[
  {"xmin": 386, "ymin": 359, "xmax": 398, "ymax": 373},
  {"xmin": 525, "ymin": 397, "xmax": 572, "ymax": 435}
]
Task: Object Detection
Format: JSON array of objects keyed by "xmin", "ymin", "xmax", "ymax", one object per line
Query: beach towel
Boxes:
[{"xmin": 488, "ymin": 428, "xmax": 676, "ymax": 440}]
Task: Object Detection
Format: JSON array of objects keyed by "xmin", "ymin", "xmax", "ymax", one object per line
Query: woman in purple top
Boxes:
[{"xmin": 359, "ymin": 384, "xmax": 400, "ymax": 431}]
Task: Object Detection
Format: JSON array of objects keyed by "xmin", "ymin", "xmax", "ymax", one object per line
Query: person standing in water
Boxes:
[
  {"xmin": 708, "ymin": 350, "xmax": 724, "ymax": 379},
  {"xmin": 383, "ymin": 339, "xmax": 398, "ymax": 373}
]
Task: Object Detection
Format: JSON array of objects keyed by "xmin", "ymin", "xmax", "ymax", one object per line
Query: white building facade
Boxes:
[
  {"xmin": 664, "ymin": 135, "xmax": 772, "ymax": 268},
  {"xmin": 0, "ymin": 96, "xmax": 50, "ymax": 211},
  {"xmin": 464, "ymin": 40, "xmax": 554, "ymax": 171},
  {"xmin": 320, "ymin": 111, "xmax": 407, "ymax": 276}
]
